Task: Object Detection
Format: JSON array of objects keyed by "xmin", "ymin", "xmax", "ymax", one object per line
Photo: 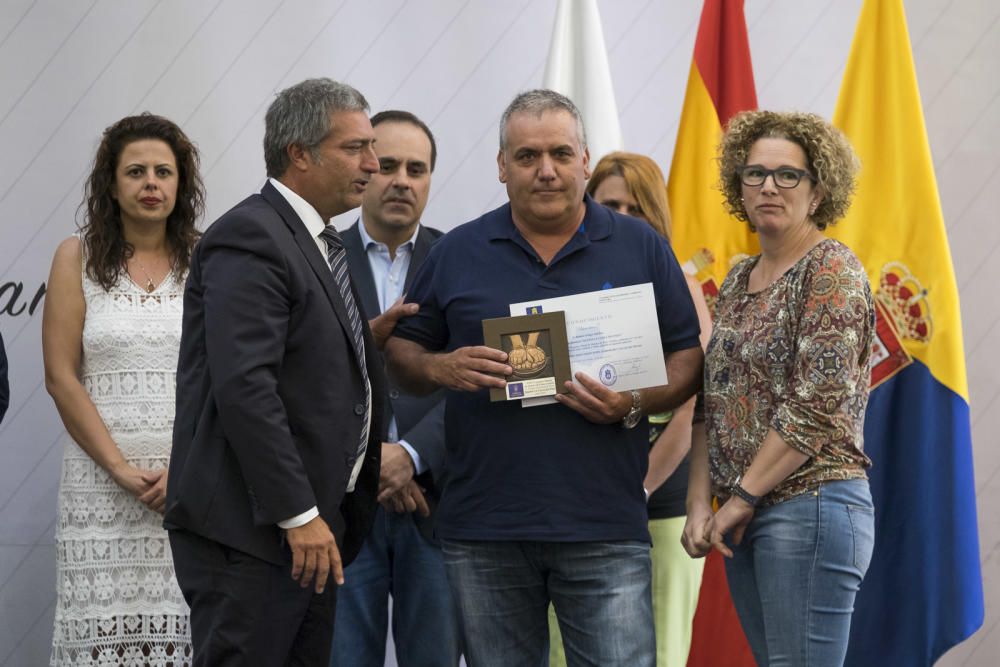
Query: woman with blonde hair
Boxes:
[
  {"xmin": 548, "ymin": 151, "xmax": 712, "ymax": 667},
  {"xmin": 586, "ymin": 152, "xmax": 672, "ymax": 239}
]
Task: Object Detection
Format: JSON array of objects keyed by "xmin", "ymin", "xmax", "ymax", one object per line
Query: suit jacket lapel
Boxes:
[
  {"xmin": 342, "ymin": 221, "xmax": 381, "ymax": 319},
  {"xmin": 260, "ymin": 182, "xmax": 359, "ymax": 359}
]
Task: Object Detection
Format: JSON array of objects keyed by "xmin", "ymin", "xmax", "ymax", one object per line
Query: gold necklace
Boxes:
[{"xmin": 132, "ymin": 257, "xmax": 158, "ymax": 293}]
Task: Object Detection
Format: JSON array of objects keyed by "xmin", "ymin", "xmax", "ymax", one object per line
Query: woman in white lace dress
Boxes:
[{"xmin": 42, "ymin": 114, "xmax": 204, "ymax": 666}]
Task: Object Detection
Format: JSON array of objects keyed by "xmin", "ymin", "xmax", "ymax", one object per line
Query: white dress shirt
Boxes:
[
  {"xmin": 269, "ymin": 178, "xmax": 372, "ymax": 529},
  {"xmin": 357, "ymin": 218, "xmax": 427, "ymax": 475}
]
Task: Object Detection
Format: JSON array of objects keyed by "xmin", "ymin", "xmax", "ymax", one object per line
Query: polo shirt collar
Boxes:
[
  {"xmin": 485, "ymin": 194, "xmax": 613, "ymax": 243},
  {"xmin": 579, "ymin": 194, "xmax": 613, "ymax": 240}
]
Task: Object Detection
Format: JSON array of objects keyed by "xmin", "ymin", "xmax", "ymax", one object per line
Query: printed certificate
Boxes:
[{"xmin": 509, "ymin": 283, "xmax": 667, "ymax": 407}]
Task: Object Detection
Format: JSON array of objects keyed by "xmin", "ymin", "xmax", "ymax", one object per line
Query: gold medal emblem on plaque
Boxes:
[{"xmin": 507, "ymin": 331, "xmax": 548, "ymax": 378}]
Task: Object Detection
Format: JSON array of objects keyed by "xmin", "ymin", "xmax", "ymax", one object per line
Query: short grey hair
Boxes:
[
  {"xmin": 264, "ymin": 78, "xmax": 369, "ymax": 177},
  {"xmin": 499, "ymin": 89, "xmax": 587, "ymax": 152}
]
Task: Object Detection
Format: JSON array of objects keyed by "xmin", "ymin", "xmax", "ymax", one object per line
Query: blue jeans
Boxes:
[
  {"xmin": 724, "ymin": 479, "xmax": 875, "ymax": 667},
  {"xmin": 330, "ymin": 507, "xmax": 462, "ymax": 667},
  {"xmin": 441, "ymin": 539, "xmax": 655, "ymax": 667}
]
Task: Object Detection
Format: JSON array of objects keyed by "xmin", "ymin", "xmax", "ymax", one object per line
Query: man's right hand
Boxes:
[
  {"xmin": 378, "ymin": 442, "xmax": 416, "ymax": 500},
  {"xmin": 285, "ymin": 515, "xmax": 342, "ymax": 593},
  {"xmin": 369, "ymin": 297, "xmax": 419, "ymax": 350},
  {"xmin": 380, "ymin": 480, "xmax": 431, "ymax": 517},
  {"xmin": 431, "ymin": 346, "xmax": 511, "ymax": 392}
]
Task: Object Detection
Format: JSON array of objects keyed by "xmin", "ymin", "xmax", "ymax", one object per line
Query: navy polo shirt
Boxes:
[{"xmin": 394, "ymin": 196, "xmax": 700, "ymax": 542}]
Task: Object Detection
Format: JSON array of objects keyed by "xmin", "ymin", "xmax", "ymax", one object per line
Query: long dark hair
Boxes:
[{"xmin": 81, "ymin": 113, "xmax": 205, "ymax": 290}]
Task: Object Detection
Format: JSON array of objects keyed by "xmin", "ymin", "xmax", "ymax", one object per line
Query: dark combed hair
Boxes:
[
  {"xmin": 370, "ymin": 110, "xmax": 438, "ymax": 171},
  {"xmin": 80, "ymin": 113, "xmax": 205, "ymax": 290}
]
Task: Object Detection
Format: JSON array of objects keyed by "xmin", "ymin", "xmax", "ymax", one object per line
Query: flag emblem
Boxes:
[
  {"xmin": 869, "ymin": 262, "xmax": 932, "ymax": 389},
  {"xmin": 878, "ymin": 262, "xmax": 932, "ymax": 343}
]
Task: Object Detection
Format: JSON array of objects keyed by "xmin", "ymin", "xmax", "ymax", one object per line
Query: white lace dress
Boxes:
[{"xmin": 51, "ymin": 267, "xmax": 192, "ymax": 666}]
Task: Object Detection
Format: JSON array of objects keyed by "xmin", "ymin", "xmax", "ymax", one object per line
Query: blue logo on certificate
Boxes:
[
  {"xmin": 599, "ymin": 364, "xmax": 617, "ymax": 386},
  {"xmin": 507, "ymin": 382, "xmax": 525, "ymax": 398},
  {"xmin": 525, "ymin": 305, "xmax": 543, "ymax": 315}
]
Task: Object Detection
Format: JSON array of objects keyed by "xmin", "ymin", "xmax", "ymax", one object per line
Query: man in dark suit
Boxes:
[
  {"xmin": 331, "ymin": 111, "xmax": 461, "ymax": 667},
  {"xmin": 165, "ymin": 78, "xmax": 387, "ymax": 666}
]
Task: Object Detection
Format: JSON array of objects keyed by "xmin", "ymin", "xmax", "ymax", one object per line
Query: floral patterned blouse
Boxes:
[{"xmin": 704, "ymin": 238, "xmax": 873, "ymax": 507}]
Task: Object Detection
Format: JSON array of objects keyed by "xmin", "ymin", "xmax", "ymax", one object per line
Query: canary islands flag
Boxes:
[{"xmin": 830, "ymin": 0, "xmax": 984, "ymax": 663}]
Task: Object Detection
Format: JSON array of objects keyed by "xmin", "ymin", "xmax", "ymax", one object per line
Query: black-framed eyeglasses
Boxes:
[{"xmin": 738, "ymin": 165, "xmax": 816, "ymax": 189}]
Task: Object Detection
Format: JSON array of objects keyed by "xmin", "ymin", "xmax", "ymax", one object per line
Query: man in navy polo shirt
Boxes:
[{"xmin": 385, "ymin": 90, "xmax": 702, "ymax": 667}]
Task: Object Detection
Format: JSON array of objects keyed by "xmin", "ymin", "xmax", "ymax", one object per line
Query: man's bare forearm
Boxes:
[
  {"xmin": 387, "ymin": 337, "xmax": 511, "ymax": 394},
  {"xmin": 639, "ymin": 346, "xmax": 703, "ymax": 416},
  {"xmin": 385, "ymin": 336, "xmax": 441, "ymax": 396}
]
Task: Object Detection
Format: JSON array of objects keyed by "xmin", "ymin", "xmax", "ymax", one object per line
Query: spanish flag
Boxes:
[
  {"xmin": 669, "ymin": 0, "xmax": 758, "ymax": 290},
  {"xmin": 830, "ymin": 0, "xmax": 984, "ymax": 663},
  {"xmin": 667, "ymin": 1, "xmax": 757, "ymax": 665}
]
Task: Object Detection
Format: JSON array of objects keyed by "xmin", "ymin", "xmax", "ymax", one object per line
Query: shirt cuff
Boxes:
[
  {"xmin": 278, "ymin": 507, "xmax": 319, "ymax": 530},
  {"xmin": 397, "ymin": 440, "xmax": 427, "ymax": 475}
]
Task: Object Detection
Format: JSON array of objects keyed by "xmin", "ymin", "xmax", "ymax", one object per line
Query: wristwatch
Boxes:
[
  {"xmin": 621, "ymin": 390, "xmax": 643, "ymax": 429},
  {"xmin": 731, "ymin": 476, "xmax": 761, "ymax": 507}
]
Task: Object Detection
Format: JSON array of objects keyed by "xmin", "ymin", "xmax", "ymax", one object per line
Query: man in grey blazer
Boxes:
[
  {"xmin": 166, "ymin": 79, "xmax": 385, "ymax": 666},
  {"xmin": 330, "ymin": 110, "xmax": 461, "ymax": 667}
]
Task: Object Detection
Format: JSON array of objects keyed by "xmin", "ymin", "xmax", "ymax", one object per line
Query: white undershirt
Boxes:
[{"xmin": 269, "ymin": 178, "xmax": 372, "ymax": 529}]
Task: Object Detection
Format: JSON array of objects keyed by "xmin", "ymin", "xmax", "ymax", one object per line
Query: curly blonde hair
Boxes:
[{"xmin": 718, "ymin": 110, "xmax": 859, "ymax": 231}]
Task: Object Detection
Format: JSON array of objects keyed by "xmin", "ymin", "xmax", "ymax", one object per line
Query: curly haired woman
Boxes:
[{"xmin": 682, "ymin": 110, "xmax": 875, "ymax": 667}]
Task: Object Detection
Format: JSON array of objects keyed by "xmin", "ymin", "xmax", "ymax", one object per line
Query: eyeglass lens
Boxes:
[{"xmin": 740, "ymin": 166, "xmax": 810, "ymax": 188}]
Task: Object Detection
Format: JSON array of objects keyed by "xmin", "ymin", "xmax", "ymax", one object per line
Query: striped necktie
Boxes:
[{"xmin": 318, "ymin": 225, "xmax": 370, "ymax": 462}]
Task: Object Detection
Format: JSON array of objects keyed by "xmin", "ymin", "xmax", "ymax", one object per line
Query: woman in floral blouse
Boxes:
[{"xmin": 681, "ymin": 110, "xmax": 875, "ymax": 667}]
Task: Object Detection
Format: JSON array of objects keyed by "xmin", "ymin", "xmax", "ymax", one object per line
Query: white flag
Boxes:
[{"xmin": 543, "ymin": 0, "xmax": 623, "ymax": 164}]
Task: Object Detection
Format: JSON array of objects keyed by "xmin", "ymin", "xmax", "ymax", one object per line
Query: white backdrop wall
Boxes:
[{"xmin": 0, "ymin": 1, "xmax": 996, "ymax": 665}]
